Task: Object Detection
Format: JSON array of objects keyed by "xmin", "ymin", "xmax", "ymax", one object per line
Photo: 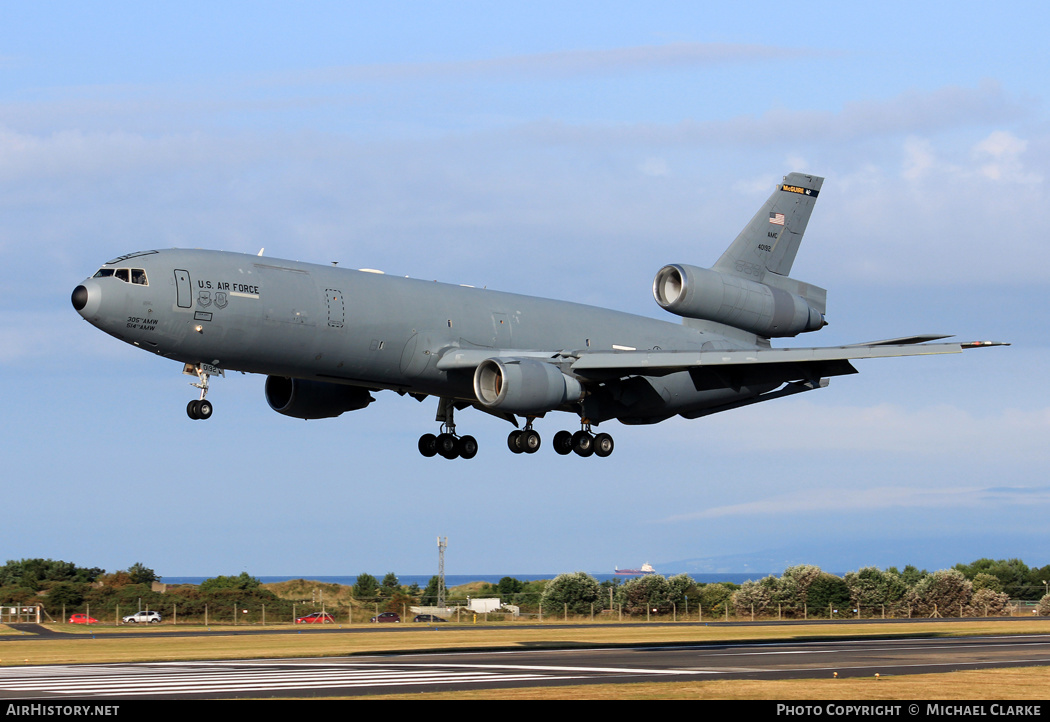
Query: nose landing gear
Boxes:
[{"xmin": 185, "ymin": 363, "xmax": 220, "ymax": 420}]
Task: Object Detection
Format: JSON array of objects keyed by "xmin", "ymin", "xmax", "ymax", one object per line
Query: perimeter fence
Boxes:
[{"xmin": 24, "ymin": 596, "xmax": 1049, "ymax": 627}]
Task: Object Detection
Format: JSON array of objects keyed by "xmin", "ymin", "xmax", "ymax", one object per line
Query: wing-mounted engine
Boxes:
[
  {"xmin": 473, "ymin": 358, "xmax": 584, "ymax": 415},
  {"xmin": 265, "ymin": 376, "xmax": 374, "ymax": 419},
  {"xmin": 653, "ymin": 263, "xmax": 825, "ymax": 338}
]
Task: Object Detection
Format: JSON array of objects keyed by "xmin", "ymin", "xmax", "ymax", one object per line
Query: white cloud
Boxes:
[
  {"xmin": 0, "ymin": 125, "xmax": 259, "ymax": 183},
  {"xmin": 901, "ymin": 136, "xmax": 937, "ymax": 180},
  {"xmin": 517, "ymin": 81, "xmax": 1025, "ymax": 147},
  {"xmin": 665, "ymin": 399, "xmax": 1050, "ymax": 459},
  {"xmin": 638, "ymin": 157, "xmax": 669, "ymax": 177},
  {"xmin": 660, "ymin": 484, "xmax": 1050, "ymax": 522},
  {"xmin": 973, "ymin": 130, "xmax": 1042, "ymax": 183},
  {"xmin": 284, "ymin": 42, "xmax": 826, "ymax": 84}
]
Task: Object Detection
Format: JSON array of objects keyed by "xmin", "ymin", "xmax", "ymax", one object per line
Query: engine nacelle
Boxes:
[
  {"xmin": 653, "ymin": 263, "xmax": 824, "ymax": 337},
  {"xmin": 473, "ymin": 358, "xmax": 583, "ymax": 415},
  {"xmin": 265, "ymin": 376, "xmax": 374, "ymax": 420}
]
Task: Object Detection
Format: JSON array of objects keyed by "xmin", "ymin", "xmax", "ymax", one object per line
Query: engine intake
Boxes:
[
  {"xmin": 265, "ymin": 376, "xmax": 374, "ymax": 420},
  {"xmin": 653, "ymin": 264, "xmax": 824, "ymax": 337},
  {"xmin": 473, "ymin": 359, "xmax": 583, "ymax": 415}
]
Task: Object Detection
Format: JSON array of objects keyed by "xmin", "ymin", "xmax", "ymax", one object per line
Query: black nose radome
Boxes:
[{"xmin": 71, "ymin": 285, "xmax": 89, "ymax": 311}]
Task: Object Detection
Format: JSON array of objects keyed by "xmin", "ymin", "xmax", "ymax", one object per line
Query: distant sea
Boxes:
[{"xmin": 161, "ymin": 573, "xmax": 764, "ymax": 586}]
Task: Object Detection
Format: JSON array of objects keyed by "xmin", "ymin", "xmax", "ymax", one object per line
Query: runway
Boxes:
[{"xmin": 3, "ymin": 633, "xmax": 1050, "ymax": 699}]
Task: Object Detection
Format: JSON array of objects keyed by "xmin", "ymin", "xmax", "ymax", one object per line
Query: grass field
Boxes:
[{"xmin": 3, "ymin": 619, "xmax": 1049, "ymax": 699}]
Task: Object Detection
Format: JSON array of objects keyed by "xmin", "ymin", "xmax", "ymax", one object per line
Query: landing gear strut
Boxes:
[
  {"xmin": 418, "ymin": 398, "xmax": 477, "ymax": 460},
  {"xmin": 185, "ymin": 364, "xmax": 215, "ymax": 420}
]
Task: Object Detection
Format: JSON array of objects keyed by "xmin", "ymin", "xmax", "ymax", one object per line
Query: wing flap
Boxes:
[
  {"xmin": 568, "ymin": 340, "xmax": 997, "ymax": 375},
  {"xmin": 843, "ymin": 334, "xmax": 952, "ymax": 347}
]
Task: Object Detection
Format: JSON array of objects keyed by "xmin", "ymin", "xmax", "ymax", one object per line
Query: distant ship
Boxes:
[{"xmin": 614, "ymin": 562, "xmax": 656, "ymax": 576}]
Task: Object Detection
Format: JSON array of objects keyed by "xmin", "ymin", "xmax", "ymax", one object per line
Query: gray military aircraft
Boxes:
[{"xmin": 71, "ymin": 172, "xmax": 1004, "ymax": 459}]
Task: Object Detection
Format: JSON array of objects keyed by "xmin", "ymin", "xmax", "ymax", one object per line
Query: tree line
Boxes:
[
  {"xmin": 3, "ymin": 557, "xmax": 1050, "ymax": 622},
  {"xmin": 538, "ymin": 562, "xmax": 1050, "ymax": 619}
]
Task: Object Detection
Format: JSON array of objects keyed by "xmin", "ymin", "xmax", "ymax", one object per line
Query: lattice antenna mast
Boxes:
[{"xmin": 437, "ymin": 536, "xmax": 448, "ymax": 609}]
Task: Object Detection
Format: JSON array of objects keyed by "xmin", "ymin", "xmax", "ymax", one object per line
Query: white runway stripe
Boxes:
[{"xmin": 0, "ymin": 663, "xmax": 585, "ymax": 697}]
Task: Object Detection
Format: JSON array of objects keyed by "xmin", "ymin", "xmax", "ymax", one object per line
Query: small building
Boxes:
[{"xmin": 467, "ymin": 597, "xmax": 502, "ymax": 614}]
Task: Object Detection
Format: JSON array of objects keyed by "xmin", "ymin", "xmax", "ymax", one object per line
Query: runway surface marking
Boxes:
[{"xmin": 0, "ymin": 660, "xmax": 705, "ymax": 698}]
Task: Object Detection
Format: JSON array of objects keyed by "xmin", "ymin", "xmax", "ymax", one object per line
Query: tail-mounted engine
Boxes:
[
  {"xmin": 653, "ymin": 263, "xmax": 824, "ymax": 338},
  {"xmin": 265, "ymin": 376, "xmax": 374, "ymax": 419},
  {"xmin": 473, "ymin": 358, "xmax": 583, "ymax": 415}
]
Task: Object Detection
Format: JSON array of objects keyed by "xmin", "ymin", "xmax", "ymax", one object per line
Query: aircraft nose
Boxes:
[
  {"xmin": 71, "ymin": 280, "xmax": 102, "ymax": 318},
  {"xmin": 71, "ymin": 285, "xmax": 89, "ymax": 311}
]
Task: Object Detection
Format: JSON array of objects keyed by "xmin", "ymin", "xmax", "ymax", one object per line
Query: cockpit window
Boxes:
[{"xmin": 94, "ymin": 267, "xmax": 148, "ymax": 285}]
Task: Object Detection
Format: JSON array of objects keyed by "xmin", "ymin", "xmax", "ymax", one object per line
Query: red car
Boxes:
[
  {"xmin": 69, "ymin": 614, "xmax": 98, "ymax": 624},
  {"xmin": 370, "ymin": 612, "xmax": 401, "ymax": 623},
  {"xmin": 296, "ymin": 612, "xmax": 335, "ymax": 624}
]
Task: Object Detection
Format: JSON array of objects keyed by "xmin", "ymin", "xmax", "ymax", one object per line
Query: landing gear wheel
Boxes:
[
  {"xmin": 553, "ymin": 430, "xmax": 573, "ymax": 455},
  {"xmin": 418, "ymin": 433, "xmax": 438, "ymax": 457},
  {"xmin": 572, "ymin": 430, "xmax": 594, "ymax": 457},
  {"xmin": 519, "ymin": 429, "xmax": 541, "ymax": 454},
  {"xmin": 187, "ymin": 399, "xmax": 213, "ymax": 420},
  {"xmin": 457, "ymin": 435, "xmax": 478, "ymax": 460},
  {"xmin": 437, "ymin": 433, "xmax": 459, "ymax": 459},
  {"xmin": 508, "ymin": 430, "xmax": 524, "ymax": 454},
  {"xmin": 593, "ymin": 432, "xmax": 614, "ymax": 458}
]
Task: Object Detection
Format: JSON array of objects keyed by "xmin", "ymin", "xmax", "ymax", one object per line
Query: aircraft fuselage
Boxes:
[
  {"xmin": 72, "ymin": 248, "xmax": 767, "ymax": 426},
  {"xmin": 72, "ymin": 173, "xmax": 1000, "ymax": 459}
]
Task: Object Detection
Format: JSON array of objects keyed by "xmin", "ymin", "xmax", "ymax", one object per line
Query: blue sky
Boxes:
[{"xmin": 2, "ymin": 2, "xmax": 1047, "ymax": 579}]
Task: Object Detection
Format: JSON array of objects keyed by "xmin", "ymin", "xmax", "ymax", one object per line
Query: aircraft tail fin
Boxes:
[{"xmin": 713, "ymin": 172, "xmax": 824, "ymax": 280}]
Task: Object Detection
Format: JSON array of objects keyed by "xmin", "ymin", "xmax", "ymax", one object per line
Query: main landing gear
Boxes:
[
  {"xmin": 416, "ymin": 401, "xmax": 614, "ymax": 459},
  {"xmin": 185, "ymin": 364, "xmax": 214, "ymax": 420},
  {"xmin": 552, "ymin": 423, "xmax": 614, "ymax": 458},
  {"xmin": 418, "ymin": 429, "xmax": 478, "ymax": 460},
  {"xmin": 418, "ymin": 398, "xmax": 477, "ymax": 460},
  {"xmin": 511, "ymin": 420, "xmax": 614, "ymax": 458},
  {"xmin": 507, "ymin": 421, "xmax": 541, "ymax": 454}
]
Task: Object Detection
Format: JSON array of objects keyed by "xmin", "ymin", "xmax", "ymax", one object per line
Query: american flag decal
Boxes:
[{"xmin": 769, "ymin": 212, "xmax": 785, "ymax": 226}]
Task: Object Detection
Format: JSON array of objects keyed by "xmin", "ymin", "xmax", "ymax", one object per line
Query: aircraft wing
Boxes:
[
  {"xmin": 569, "ymin": 339, "xmax": 1007, "ymax": 386},
  {"xmin": 436, "ymin": 339, "xmax": 1007, "ymax": 387},
  {"xmin": 569, "ymin": 339, "xmax": 1003, "ymax": 373}
]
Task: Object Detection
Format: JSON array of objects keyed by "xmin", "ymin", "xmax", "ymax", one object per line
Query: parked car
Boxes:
[
  {"xmin": 413, "ymin": 614, "xmax": 447, "ymax": 623},
  {"xmin": 369, "ymin": 612, "xmax": 401, "ymax": 623},
  {"xmin": 69, "ymin": 613, "xmax": 98, "ymax": 624},
  {"xmin": 122, "ymin": 610, "xmax": 162, "ymax": 624},
  {"xmin": 296, "ymin": 612, "xmax": 335, "ymax": 624}
]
